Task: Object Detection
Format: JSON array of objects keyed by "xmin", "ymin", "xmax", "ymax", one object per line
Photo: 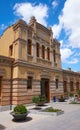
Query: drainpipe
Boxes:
[{"xmin": 10, "ymin": 62, "xmax": 13, "ymax": 110}]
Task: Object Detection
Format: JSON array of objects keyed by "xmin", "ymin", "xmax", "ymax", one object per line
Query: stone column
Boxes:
[
  {"xmin": 45, "ymin": 47, "xmax": 47, "ymax": 60},
  {"xmin": 39, "ymin": 45, "xmax": 42, "ymax": 59}
]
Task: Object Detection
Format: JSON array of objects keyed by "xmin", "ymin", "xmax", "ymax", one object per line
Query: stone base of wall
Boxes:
[{"xmin": 0, "ymin": 105, "xmax": 11, "ymax": 112}]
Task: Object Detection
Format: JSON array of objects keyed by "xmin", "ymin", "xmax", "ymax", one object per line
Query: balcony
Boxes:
[
  {"xmin": 27, "ymin": 55, "xmax": 33, "ymax": 62},
  {"xmin": 37, "ymin": 57, "xmax": 52, "ymax": 67}
]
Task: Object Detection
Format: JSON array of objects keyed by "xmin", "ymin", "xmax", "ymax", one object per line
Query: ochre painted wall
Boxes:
[{"xmin": 0, "ymin": 26, "xmax": 14, "ymax": 56}]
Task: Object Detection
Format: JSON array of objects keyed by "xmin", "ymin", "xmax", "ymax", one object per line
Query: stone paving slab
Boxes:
[{"xmin": 0, "ymin": 102, "xmax": 80, "ymax": 130}]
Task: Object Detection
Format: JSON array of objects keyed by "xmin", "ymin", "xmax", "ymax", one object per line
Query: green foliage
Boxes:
[
  {"xmin": 70, "ymin": 101, "xmax": 80, "ymax": 104},
  {"xmin": 14, "ymin": 105, "xmax": 27, "ymax": 114},
  {"xmin": 78, "ymin": 90, "xmax": 80, "ymax": 97},
  {"xmin": 32, "ymin": 95, "xmax": 46, "ymax": 104},
  {"xmin": 39, "ymin": 95, "xmax": 46, "ymax": 101},
  {"xmin": 32, "ymin": 96, "xmax": 40, "ymax": 104},
  {"xmin": 44, "ymin": 107, "xmax": 61, "ymax": 112},
  {"xmin": 69, "ymin": 92, "xmax": 74, "ymax": 97}
]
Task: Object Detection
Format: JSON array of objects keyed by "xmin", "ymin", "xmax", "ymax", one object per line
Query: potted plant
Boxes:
[
  {"xmin": 69, "ymin": 92, "xmax": 74, "ymax": 98},
  {"xmin": 10, "ymin": 104, "xmax": 29, "ymax": 121},
  {"xmin": 32, "ymin": 95, "xmax": 46, "ymax": 106},
  {"xmin": 68, "ymin": 92, "xmax": 75, "ymax": 103},
  {"xmin": 58, "ymin": 95, "xmax": 65, "ymax": 102}
]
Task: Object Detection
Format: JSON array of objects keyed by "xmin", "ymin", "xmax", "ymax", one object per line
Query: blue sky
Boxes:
[{"xmin": 0, "ymin": 0, "xmax": 80, "ymax": 71}]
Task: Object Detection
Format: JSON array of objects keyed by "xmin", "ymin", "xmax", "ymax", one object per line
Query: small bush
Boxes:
[
  {"xmin": 14, "ymin": 105, "xmax": 27, "ymax": 114},
  {"xmin": 39, "ymin": 95, "xmax": 46, "ymax": 102},
  {"xmin": 69, "ymin": 92, "xmax": 74, "ymax": 97},
  {"xmin": 32, "ymin": 95, "xmax": 46, "ymax": 104},
  {"xmin": 32, "ymin": 96, "xmax": 40, "ymax": 104}
]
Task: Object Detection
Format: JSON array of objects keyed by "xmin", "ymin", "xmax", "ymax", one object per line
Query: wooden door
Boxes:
[
  {"xmin": 45, "ymin": 79, "xmax": 50, "ymax": 102},
  {"xmin": 0, "ymin": 77, "xmax": 2, "ymax": 97}
]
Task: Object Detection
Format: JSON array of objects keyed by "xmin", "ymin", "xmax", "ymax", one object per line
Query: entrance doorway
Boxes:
[{"xmin": 41, "ymin": 78, "xmax": 50, "ymax": 102}]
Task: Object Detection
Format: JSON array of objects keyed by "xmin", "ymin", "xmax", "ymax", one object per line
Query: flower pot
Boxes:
[
  {"xmin": 10, "ymin": 111, "xmax": 29, "ymax": 121},
  {"xmin": 37, "ymin": 101, "xmax": 45, "ymax": 106}
]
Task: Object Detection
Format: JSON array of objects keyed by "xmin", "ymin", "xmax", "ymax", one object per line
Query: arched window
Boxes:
[
  {"xmin": 42, "ymin": 45, "xmax": 45, "ymax": 59},
  {"xmin": 53, "ymin": 50, "xmax": 56, "ymax": 62},
  {"xmin": 36, "ymin": 43, "xmax": 39, "ymax": 57},
  {"xmin": 47, "ymin": 47, "xmax": 50, "ymax": 60},
  {"xmin": 27, "ymin": 39, "xmax": 32, "ymax": 55}
]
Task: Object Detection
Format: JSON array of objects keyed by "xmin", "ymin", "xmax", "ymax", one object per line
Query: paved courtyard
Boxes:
[{"xmin": 0, "ymin": 102, "xmax": 80, "ymax": 130}]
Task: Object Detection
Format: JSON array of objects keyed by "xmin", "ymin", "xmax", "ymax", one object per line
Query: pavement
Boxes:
[{"xmin": 0, "ymin": 102, "xmax": 80, "ymax": 130}]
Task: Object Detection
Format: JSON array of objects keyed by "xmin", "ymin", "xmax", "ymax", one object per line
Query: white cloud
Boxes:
[
  {"xmin": 59, "ymin": 40, "xmax": 63, "ymax": 47},
  {"xmin": 0, "ymin": 24, "xmax": 7, "ymax": 30},
  {"xmin": 52, "ymin": 0, "xmax": 80, "ymax": 48},
  {"xmin": 52, "ymin": 0, "xmax": 58, "ymax": 8},
  {"xmin": 60, "ymin": 48, "xmax": 73, "ymax": 62},
  {"xmin": 61, "ymin": 48, "xmax": 78, "ymax": 64},
  {"xmin": 68, "ymin": 58, "xmax": 78, "ymax": 64},
  {"xmin": 52, "ymin": 23, "xmax": 62, "ymax": 38},
  {"xmin": 74, "ymin": 52, "xmax": 80, "ymax": 57},
  {"xmin": 13, "ymin": 2, "xmax": 48, "ymax": 26},
  {"xmin": 61, "ymin": 0, "xmax": 80, "ymax": 48}
]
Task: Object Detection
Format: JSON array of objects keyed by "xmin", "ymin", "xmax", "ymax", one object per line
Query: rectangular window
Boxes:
[
  {"xmin": 63, "ymin": 81, "xmax": 67, "ymax": 92},
  {"xmin": 42, "ymin": 45, "xmax": 45, "ymax": 59},
  {"xmin": 27, "ymin": 39, "xmax": 32, "ymax": 55},
  {"xmin": 56, "ymin": 79, "xmax": 58, "ymax": 89},
  {"xmin": 70, "ymin": 81, "xmax": 74, "ymax": 91},
  {"xmin": 9, "ymin": 45, "xmax": 13, "ymax": 56},
  {"xmin": 27, "ymin": 76, "xmax": 32, "ymax": 89},
  {"xmin": 76, "ymin": 82, "xmax": 79, "ymax": 90},
  {"xmin": 36, "ymin": 43, "xmax": 39, "ymax": 57},
  {"xmin": 53, "ymin": 50, "xmax": 56, "ymax": 62}
]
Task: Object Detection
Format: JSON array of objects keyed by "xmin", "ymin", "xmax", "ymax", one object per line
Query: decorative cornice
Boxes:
[
  {"xmin": 63, "ymin": 69, "xmax": 80, "ymax": 76},
  {"xmin": 13, "ymin": 19, "xmax": 28, "ymax": 31},
  {"xmin": 13, "ymin": 38, "xmax": 27, "ymax": 44},
  {"xmin": 36, "ymin": 22, "xmax": 51, "ymax": 35},
  {"xmin": 13, "ymin": 59, "xmax": 63, "ymax": 73},
  {"xmin": 0, "ymin": 55, "xmax": 14, "ymax": 65},
  {"xmin": 13, "ymin": 78, "xmax": 27, "ymax": 81}
]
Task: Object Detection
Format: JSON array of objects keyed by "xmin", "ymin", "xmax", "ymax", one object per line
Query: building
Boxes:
[{"xmin": 0, "ymin": 16, "xmax": 80, "ymax": 111}]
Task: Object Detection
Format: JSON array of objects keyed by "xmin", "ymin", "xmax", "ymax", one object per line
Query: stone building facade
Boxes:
[{"xmin": 0, "ymin": 16, "xmax": 80, "ymax": 111}]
